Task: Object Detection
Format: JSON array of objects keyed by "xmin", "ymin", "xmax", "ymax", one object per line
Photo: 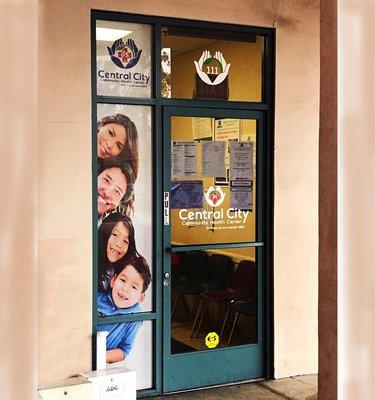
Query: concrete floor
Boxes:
[{"xmin": 150, "ymin": 375, "xmax": 318, "ymax": 400}]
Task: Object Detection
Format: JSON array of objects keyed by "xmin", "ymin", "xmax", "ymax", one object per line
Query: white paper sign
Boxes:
[
  {"xmin": 193, "ymin": 117, "xmax": 213, "ymax": 140},
  {"xmin": 172, "ymin": 141, "xmax": 197, "ymax": 177},
  {"xmin": 230, "ymin": 186, "xmax": 253, "ymax": 210},
  {"xmin": 230, "ymin": 141, "xmax": 253, "ymax": 185},
  {"xmin": 202, "ymin": 141, "xmax": 226, "ymax": 177}
]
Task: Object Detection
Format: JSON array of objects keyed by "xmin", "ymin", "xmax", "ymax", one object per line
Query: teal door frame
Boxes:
[
  {"xmin": 91, "ymin": 10, "xmax": 275, "ymax": 397},
  {"xmin": 162, "ymin": 106, "xmax": 266, "ymax": 392}
]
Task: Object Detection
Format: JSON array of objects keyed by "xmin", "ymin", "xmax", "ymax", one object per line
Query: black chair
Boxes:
[
  {"xmin": 227, "ymin": 297, "xmax": 257, "ymax": 345},
  {"xmin": 196, "ymin": 260, "xmax": 257, "ymax": 340},
  {"xmin": 189, "ymin": 254, "xmax": 235, "ymax": 337},
  {"xmin": 171, "ymin": 251, "xmax": 208, "ymax": 318},
  {"xmin": 171, "ymin": 251, "xmax": 186, "ymax": 284}
]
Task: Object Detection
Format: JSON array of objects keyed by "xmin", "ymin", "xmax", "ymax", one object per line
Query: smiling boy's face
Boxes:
[{"xmin": 110, "ymin": 264, "xmax": 145, "ymax": 309}]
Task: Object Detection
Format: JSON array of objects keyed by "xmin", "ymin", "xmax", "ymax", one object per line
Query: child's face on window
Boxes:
[
  {"xmin": 106, "ymin": 222, "xmax": 129, "ymax": 263},
  {"xmin": 110, "ymin": 264, "xmax": 145, "ymax": 309}
]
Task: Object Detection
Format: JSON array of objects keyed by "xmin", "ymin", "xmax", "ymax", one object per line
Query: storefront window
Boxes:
[
  {"xmin": 95, "ymin": 101, "xmax": 153, "ymax": 389},
  {"xmin": 96, "ymin": 103, "xmax": 153, "ymax": 312},
  {"xmin": 93, "ymin": 12, "xmax": 273, "ymax": 395},
  {"xmin": 96, "ymin": 20, "xmax": 152, "ymax": 98},
  {"xmin": 161, "ymin": 26, "xmax": 264, "ymax": 101}
]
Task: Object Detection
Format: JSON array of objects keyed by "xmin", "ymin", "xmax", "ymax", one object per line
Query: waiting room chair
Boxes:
[
  {"xmin": 191, "ymin": 260, "xmax": 256, "ymax": 338},
  {"xmin": 227, "ymin": 297, "xmax": 257, "ymax": 346},
  {"xmin": 171, "ymin": 250, "xmax": 208, "ymax": 318},
  {"xmin": 189, "ymin": 254, "xmax": 235, "ymax": 337}
]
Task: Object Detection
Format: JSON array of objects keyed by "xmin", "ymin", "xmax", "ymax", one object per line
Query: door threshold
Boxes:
[{"xmin": 164, "ymin": 377, "xmax": 265, "ymax": 395}]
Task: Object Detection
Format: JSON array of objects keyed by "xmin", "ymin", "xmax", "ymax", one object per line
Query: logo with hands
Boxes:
[
  {"xmin": 204, "ymin": 186, "xmax": 226, "ymax": 207},
  {"xmin": 107, "ymin": 38, "xmax": 142, "ymax": 69},
  {"xmin": 194, "ymin": 50, "xmax": 231, "ymax": 86}
]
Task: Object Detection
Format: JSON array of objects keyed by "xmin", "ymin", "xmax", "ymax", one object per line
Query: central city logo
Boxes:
[
  {"xmin": 204, "ymin": 186, "xmax": 226, "ymax": 207},
  {"xmin": 107, "ymin": 38, "xmax": 142, "ymax": 69},
  {"xmin": 194, "ymin": 50, "xmax": 231, "ymax": 86}
]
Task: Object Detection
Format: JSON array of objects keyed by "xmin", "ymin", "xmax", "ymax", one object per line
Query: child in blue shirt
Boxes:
[{"xmin": 97, "ymin": 255, "xmax": 151, "ymax": 363}]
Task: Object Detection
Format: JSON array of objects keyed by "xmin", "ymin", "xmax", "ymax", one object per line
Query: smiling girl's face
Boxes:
[
  {"xmin": 106, "ymin": 221, "xmax": 130, "ymax": 263},
  {"xmin": 97, "ymin": 122, "xmax": 127, "ymax": 158}
]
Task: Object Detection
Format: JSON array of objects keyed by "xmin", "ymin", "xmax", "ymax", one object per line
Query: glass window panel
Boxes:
[
  {"xmin": 171, "ymin": 248, "xmax": 257, "ymax": 354},
  {"xmin": 170, "ymin": 116, "xmax": 257, "ymax": 245},
  {"xmin": 97, "ymin": 103, "xmax": 153, "ymax": 312},
  {"xmin": 99, "ymin": 320, "xmax": 153, "ymax": 390},
  {"xmin": 96, "ymin": 20, "xmax": 152, "ymax": 98},
  {"xmin": 161, "ymin": 26, "xmax": 264, "ymax": 101}
]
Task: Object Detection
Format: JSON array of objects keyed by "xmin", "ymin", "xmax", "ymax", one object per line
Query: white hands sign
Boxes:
[{"xmin": 194, "ymin": 50, "xmax": 231, "ymax": 86}]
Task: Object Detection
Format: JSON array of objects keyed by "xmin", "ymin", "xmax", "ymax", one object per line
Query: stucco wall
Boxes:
[{"xmin": 38, "ymin": 0, "xmax": 319, "ymax": 385}]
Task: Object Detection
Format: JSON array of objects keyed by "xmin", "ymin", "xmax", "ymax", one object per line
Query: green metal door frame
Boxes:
[
  {"xmin": 91, "ymin": 10, "xmax": 275, "ymax": 397},
  {"xmin": 162, "ymin": 106, "xmax": 266, "ymax": 392}
]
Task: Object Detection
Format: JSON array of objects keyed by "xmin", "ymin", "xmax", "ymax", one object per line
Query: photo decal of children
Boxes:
[
  {"xmin": 97, "ymin": 211, "xmax": 139, "ymax": 292},
  {"xmin": 96, "ymin": 105, "xmax": 153, "ymax": 389},
  {"xmin": 97, "ymin": 256, "xmax": 151, "ymax": 363}
]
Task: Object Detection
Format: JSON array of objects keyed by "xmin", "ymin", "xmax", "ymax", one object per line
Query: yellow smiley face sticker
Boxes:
[{"xmin": 205, "ymin": 332, "xmax": 219, "ymax": 349}]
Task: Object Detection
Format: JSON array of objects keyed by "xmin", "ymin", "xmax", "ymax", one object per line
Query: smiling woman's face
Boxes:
[
  {"xmin": 97, "ymin": 122, "xmax": 127, "ymax": 158},
  {"xmin": 106, "ymin": 221, "xmax": 130, "ymax": 263}
]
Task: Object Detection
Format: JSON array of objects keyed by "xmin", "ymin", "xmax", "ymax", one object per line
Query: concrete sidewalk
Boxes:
[{"xmin": 150, "ymin": 375, "xmax": 318, "ymax": 400}]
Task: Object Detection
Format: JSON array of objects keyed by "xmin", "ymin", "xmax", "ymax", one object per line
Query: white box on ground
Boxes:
[
  {"xmin": 38, "ymin": 376, "xmax": 92, "ymax": 400},
  {"xmin": 80, "ymin": 367, "xmax": 136, "ymax": 400}
]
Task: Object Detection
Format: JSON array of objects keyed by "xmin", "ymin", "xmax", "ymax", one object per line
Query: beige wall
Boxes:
[{"xmin": 38, "ymin": 0, "xmax": 319, "ymax": 385}]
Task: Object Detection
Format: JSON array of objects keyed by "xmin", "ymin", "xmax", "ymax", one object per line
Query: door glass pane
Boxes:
[
  {"xmin": 171, "ymin": 116, "xmax": 257, "ymax": 245},
  {"xmin": 96, "ymin": 20, "xmax": 152, "ymax": 98},
  {"xmin": 171, "ymin": 248, "xmax": 257, "ymax": 354},
  {"xmin": 161, "ymin": 26, "xmax": 264, "ymax": 101}
]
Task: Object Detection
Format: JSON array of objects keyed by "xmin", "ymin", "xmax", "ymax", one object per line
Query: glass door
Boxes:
[{"xmin": 162, "ymin": 106, "xmax": 265, "ymax": 392}]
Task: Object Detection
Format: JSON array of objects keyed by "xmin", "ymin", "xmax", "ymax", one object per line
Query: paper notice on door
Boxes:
[
  {"xmin": 171, "ymin": 181, "xmax": 204, "ymax": 209},
  {"xmin": 193, "ymin": 117, "xmax": 213, "ymax": 140},
  {"xmin": 202, "ymin": 141, "xmax": 226, "ymax": 177},
  {"xmin": 230, "ymin": 186, "xmax": 253, "ymax": 210},
  {"xmin": 230, "ymin": 141, "xmax": 253, "ymax": 185},
  {"xmin": 214, "ymin": 119, "xmax": 240, "ymax": 141},
  {"xmin": 172, "ymin": 141, "xmax": 197, "ymax": 177}
]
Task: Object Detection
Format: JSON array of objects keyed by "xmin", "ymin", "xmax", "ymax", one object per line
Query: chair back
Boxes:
[
  {"xmin": 202, "ymin": 254, "xmax": 234, "ymax": 291},
  {"xmin": 179, "ymin": 250, "xmax": 208, "ymax": 283},
  {"xmin": 227, "ymin": 260, "xmax": 257, "ymax": 296}
]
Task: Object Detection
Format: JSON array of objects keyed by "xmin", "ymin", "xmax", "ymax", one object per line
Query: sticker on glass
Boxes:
[
  {"xmin": 194, "ymin": 50, "xmax": 231, "ymax": 86},
  {"xmin": 96, "ymin": 20, "xmax": 152, "ymax": 97},
  {"xmin": 205, "ymin": 332, "xmax": 219, "ymax": 349}
]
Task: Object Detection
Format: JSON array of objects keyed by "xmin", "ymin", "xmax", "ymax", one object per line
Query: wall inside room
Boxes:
[{"xmin": 38, "ymin": 0, "xmax": 319, "ymax": 385}]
